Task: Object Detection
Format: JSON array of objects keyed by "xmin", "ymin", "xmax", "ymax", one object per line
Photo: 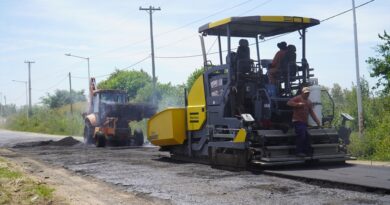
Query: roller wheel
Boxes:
[
  {"xmin": 83, "ymin": 121, "xmax": 95, "ymax": 145},
  {"xmin": 133, "ymin": 128, "xmax": 144, "ymax": 146},
  {"xmin": 96, "ymin": 132, "xmax": 106, "ymax": 147}
]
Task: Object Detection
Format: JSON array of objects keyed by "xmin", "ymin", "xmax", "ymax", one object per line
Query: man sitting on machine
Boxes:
[
  {"xmin": 281, "ymin": 44, "xmax": 297, "ymax": 77},
  {"xmin": 268, "ymin": 41, "xmax": 288, "ymax": 84}
]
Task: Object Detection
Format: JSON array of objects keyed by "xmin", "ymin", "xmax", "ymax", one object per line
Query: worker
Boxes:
[
  {"xmin": 268, "ymin": 41, "xmax": 288, "ymax": 84},
  {"xmin": 282, "ymin": 44, "xmax": 297, "ymax": 77},
  {"xmin": 287, "ymin": 87, "xmax": 321, "ymax": 157}
]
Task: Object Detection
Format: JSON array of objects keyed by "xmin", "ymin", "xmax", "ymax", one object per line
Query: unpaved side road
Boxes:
[
  {"xmin": 1, "ymin": 130, "xmax": 389, "ymax": 205},
  {"xmin": 0, "ymin": 149, "xmax": 158, "ymax": 205}
]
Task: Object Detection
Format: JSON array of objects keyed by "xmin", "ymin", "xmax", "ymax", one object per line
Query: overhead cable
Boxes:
[{"xmin": 155, "ymin": 0, "xmax": 375, "ymax": 59}]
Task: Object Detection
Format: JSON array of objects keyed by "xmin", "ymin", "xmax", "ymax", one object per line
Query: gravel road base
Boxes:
[{"xmin": 6, "ymin": 137, "xmax": 389, "ymax": 205}]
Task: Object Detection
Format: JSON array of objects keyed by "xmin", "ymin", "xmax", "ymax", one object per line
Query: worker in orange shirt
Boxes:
[
  {"xmin": 287, "ymin": 87, "xmax": 321, "ymax": 157},
  {"xmin": 268, "ymin": 41, "xmax": 287, "ymax": 84}
]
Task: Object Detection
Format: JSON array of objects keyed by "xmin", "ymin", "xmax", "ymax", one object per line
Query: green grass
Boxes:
[
  {"xmin": 0, "ymin": 191, "xmax": 11, "ymax": 205},
  {"xmin": 0, "ymin": 167, "xmax": 22, "ymax": 179},
  {"xmin": 33, "ymin": 184, "xmax": 54, "ymax": 199},
  {"xmin": 348, "ymin": 130, "xmax": 390, "ymax": 161},
  {"xmin": 0, "ymin": 157, "xmax": 55, "ymax": 204},
  {"xmin": 5, "ymin": 103, "xmax": 85, "ymax": 136}
]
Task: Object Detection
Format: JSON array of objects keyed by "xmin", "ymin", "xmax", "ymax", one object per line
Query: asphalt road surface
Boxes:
[{"xmin": 0, "ymin": 129, "xmax": 389, "ymax": 205}]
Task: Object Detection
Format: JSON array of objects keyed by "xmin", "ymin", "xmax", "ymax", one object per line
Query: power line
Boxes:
[
  {"xmin": 91, "ymin": 0, "xmax": 256, "ymax": 59},
  {"xmin": 154, "ymin": 0, "xmax": 256, "ymax": 38},
  {"xmin": 153, "ymin": 0, "xmax": 272, "ymax": 55},
  {"xmin": 149, "ymin": 0, "xmax": 264, "ymax": 52},
  {"xmin": 121, "ymin": 55, "xmax": 151, "ymax": 70},
  {"xmin": 29, "ymin": 0, "xmax": 376, "ymax": 94},
  {"xmin": 33, "ymin": 75, "xmax": 68, "ymax": 92},
  {"xmin": 9, "ymin": 93, "xmax": 25, "ymax": 102},
  {"xmin": 156, "ymin": 33, "xmax": 290, "ymax": 59},
  {"xmin": 155, "ymin": 34, "xmax": 199, "ymax": 50},
  {"xmin": 25, "ymin": 0, "xmax": 261, "ymax": 88},
  {"xmin": 156, "ymin": 54, "xmax": 203, "ymax": 59},
  {"xmin": 238, "ymin": 0, "xmax": 273, "ymax": 15},
  {"xmin": 31, "ymin": 60, "xmax": 87, "ymax": 84},
  {"xmin": 207, "ymin": 38, "xmax": 218, "ymax": 55},
  {"xmin": 91, "ymin": 37, "xmax": 151, "ymax": 58},
  {"xmin": 155, "ymin": 0, "xmax": 375, "ymax": 59},
  {"xmin": 71, "ymin": 76, "xmax": 88, "ymax": 79},
  {"xmin": 320, "ymin": 0, "xmax": 375, "ymax": 22},
  {"xmin": 38, "ymin": 0, "xmax": 268, "ymax": 82},
  {"xmin": 94, "ymin": 55, "xmax": 151, "ymax": 78}
]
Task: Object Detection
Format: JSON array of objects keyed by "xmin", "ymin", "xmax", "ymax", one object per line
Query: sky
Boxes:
[{"xmin": 0, "ymin": 0, "xmax": 389, "ymax": 107}]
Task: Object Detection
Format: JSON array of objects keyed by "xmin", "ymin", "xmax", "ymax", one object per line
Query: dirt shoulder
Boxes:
[
  {"xmin": 0, "ymin": 148, "xmax": 160, "ymax": 205},
  {"xmin": 0, "ymin": 155, "xmax": 58, "ymax": 204}
]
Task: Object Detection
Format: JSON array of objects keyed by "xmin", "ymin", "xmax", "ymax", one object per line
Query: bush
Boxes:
[
  {"xmin": 5, "ymin": 104, "xmax": 85, "ymax": 136},
  {"xmin": 347, "ymin": 108, "xmax": 390, "ymax": 161}
]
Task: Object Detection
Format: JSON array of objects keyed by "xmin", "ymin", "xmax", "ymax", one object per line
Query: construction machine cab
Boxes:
[
  {"xmin": 98, "ymin": 91, "xmax": 127, "ymax": 104},
  {"xmin": 198, "ymin": 16, "xmax": 320, "ymax": 124},
  {"xmin": 91, "ymin": 90, "xmax": 128, "ymax": 122},
  {"xmin": 199, "ymin": 16, "xmax": 320, "ymax": 88},
  {"xmin": 88, "ymin": 77, "xmax": 128, "ymax": 114}
]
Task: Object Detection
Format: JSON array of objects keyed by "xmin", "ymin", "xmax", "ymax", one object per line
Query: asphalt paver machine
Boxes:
[{"xmin": 148, "ymin": 16, "xmax": 351, "ymax": 167}]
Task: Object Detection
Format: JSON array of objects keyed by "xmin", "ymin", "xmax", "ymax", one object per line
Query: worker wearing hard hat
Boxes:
[{"xmin": 287, "ymin": 87, "xmax": 321, "ymax": 157}]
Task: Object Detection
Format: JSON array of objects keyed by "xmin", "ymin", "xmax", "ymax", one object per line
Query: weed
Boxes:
[
  {"xmin": 0, "ymin": 167, "xmax": 22, "ymax": 179},
  {"xmin": 0, "ymin": 157, "xmax": 55, "ymax": 204},
  {"xmin": 33, "ymin": 184, "xmax": 54, "ymax": 199}
]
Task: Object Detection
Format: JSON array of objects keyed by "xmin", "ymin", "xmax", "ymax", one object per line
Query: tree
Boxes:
[
  {"xmin": 157, "ymin": 83, "xmax": 185, "ymax": 110},
  {"xmin": 134, "ymin": 82, "xmax": 185, "ymax": 110},
  {"xmin": 0, "ymin": 104, "xmax": 16, "ymax": 117},
  {"xmin": 367, "ymin": 31, "xmax": 390, "ymax": 95},
  {"xmin": 330, "ymin": 83, "xmax": 345, "ymax": 106},
  {"xmin": 97, "ymin": 70, "xmax": 152, "ymax": 100},
  {"xmin": 41, "ymin": 89, "xmax": 86, "ymax": 109},
  {"xmin": 186, "ymin": 67, "xmax": 204, "ymax": 89}
]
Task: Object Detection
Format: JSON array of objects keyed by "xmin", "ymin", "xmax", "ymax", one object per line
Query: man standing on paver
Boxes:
[{"xmin": 287, "ymin": 87, "xmax": 321, "ymax": 157}]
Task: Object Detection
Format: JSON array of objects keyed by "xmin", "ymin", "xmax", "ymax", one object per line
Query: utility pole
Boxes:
[
  {"xmin": 69, "ymin": 72, "xmax": 73, "ymax": 114},
  {"xmin": 24, "ymin": 61, "xmax": 34, "ymax": 115},
  {"xmin": 65, "ymin": 54, "xmax": 90, "ymax": 100},
  {"xmin": 0, "ymin": 92, "xmax": 2, "ymax": 117},
  {"xmin": 352, "ymin": 0, "xmax": 364, "ymax": 138},
  {"xmin": 139, "ymin": 5, "xmax": 161, "ymax": 105},
  {"xmin": 12, "ymin": 80, "xmax": 28, "ymax": 120},
  {"xmin": 3, "ymin": 96, "xmax": 5, "ymax": 117}
]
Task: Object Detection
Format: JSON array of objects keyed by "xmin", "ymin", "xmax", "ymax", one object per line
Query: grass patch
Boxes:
[
  {"xmin": 4, "ymin": 103, "xmax": 85, "ymax": 136},
  {"xmin": 33, "ymin": 184, "xmax": 54, "ymax": 199},
  {"xmin": 0, "ymin": 167, "xmax": 22, "ymax": 179},
  {"xmin": 0, "ymin": 157, "xmax": 55, "ymax": 204},
  {"xmin": 347, "ymin": 110, "xmax": 390, "ymax": 161}
]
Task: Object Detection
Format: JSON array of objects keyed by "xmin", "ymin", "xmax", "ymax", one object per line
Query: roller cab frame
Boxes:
[{"xmin": 148, "ymin": 16, "xmax": 352, "ymax": 167}]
